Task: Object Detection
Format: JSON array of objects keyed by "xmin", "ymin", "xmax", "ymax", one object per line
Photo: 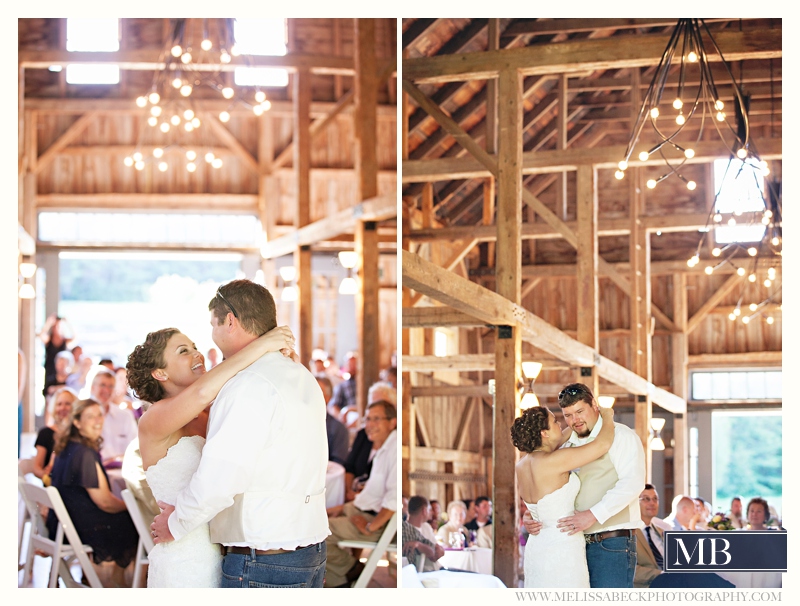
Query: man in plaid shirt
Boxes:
[{"xmin": 402, "ymin": 496, "xmax": 444, "ymax": 572}]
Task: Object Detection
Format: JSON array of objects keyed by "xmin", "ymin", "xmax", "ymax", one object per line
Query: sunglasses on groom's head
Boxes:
[
  {"xmin": 216, "ymin": 287, "xmax": 239, "ymax": 319},
  {"xmin": 558, "ymin": 386, "xmax": 584, "ymax": 399}
]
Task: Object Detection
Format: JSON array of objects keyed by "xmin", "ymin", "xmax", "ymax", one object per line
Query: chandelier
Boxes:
[
  {"xmin": 124, "ymin": 18, "xmax": 273, "ymax": 173},
  {"xmin": 615, "ymin": 19, "xmax": 765, "ymax": 190}
]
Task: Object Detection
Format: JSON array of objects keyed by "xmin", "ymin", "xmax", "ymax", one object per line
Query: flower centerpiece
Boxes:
[{"xmin": 708, "ymin": 512, "xmax": 734, "ymax": 530}]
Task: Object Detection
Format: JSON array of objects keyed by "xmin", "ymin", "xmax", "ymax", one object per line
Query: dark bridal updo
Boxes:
[
  {"xmin": 511, "ymin": 406, "xmax": 551, "ymax": 453},
  {"xmin": 126, "ymin": 328, "xmax": 180, "ymax": 404}
]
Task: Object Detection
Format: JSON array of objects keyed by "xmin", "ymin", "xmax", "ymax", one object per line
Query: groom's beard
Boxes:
[{"xmin": 572, "ymin": 425, "xmax": 592, "ymax": 438}]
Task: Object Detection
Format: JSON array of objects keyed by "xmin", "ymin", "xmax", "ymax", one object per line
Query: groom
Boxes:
[
  {"xmin": 151, "ymin": 279, "xmax": 330, "ymax": 587},
  {"xmin": 524, "ymin": 383, "xmax": 645, "ymax": 587}
]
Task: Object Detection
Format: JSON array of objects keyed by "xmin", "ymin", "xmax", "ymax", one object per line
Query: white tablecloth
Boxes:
[
  {"xmin": 716, "ymin": 571, "xmax": 782, "ymax": 588},
  {"xmin": 326, "ymin": 461, "xmax": 345, "ymax": 508},
  {"xmin": 401, "ymin": 564, "xmax": 506, "ymax": 588},
  {"xmin": 439, "ymin": 547, "xmax": 493, "ymax": 575}
]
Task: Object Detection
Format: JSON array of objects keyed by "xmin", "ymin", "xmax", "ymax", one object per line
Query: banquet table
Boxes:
[
  {"xmin": 326, "ymin": 461, "xmax": 345, "ymax": 508},
  {"xmin": 716, "ymin": 571, "xmax": 782, "ymax": 588},
  {"xmin": 401, "ymin": 564, "xmax": 506, "ymax": 588},
  {"xmin": 105, "ymin": 467, "xmax": 127, "ymax": 499},
  {"xmin": 439, "ymin": 547, "xmax": 493, "ymax": 575}
]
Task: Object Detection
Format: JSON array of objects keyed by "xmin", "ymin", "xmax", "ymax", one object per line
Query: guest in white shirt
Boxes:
[
  {"xmin": 91, "ymin": 368, "xmax": 137, "ymax": 466},
  {"xmin": 663, "ymin": 495, "xmax": 696, "ymax": 531},
  {"xmin": 729, "ymin": 496, "xmax": 745, "ymax": 529},
  {"xmin": 324, "ymin": 400, "xmax": 397, "ymax": 588},
  {"xmin": 634, "ymin": 484, "xmax": 665, "ymax": 587}
]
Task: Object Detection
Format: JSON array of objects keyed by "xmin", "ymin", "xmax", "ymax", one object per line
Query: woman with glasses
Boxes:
[
  {"xmin": 512, "ymin": 395, "xmax": 615, "ymax": 588},
  {"xmin": 125, "ymin": 323, "xmax": 294, "ymax": 587}
]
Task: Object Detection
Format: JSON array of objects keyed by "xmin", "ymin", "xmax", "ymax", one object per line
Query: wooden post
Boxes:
[
  {"xmin": 493, "ymin": 67, "xmax": 522, "ymax": 588},
  {"xmin": 402, "ymin": 202, "xmax": 413, "ymax": 497},
  {"xmin": 355, "ymin": 19, "xmax": 380, "ymax": 416},
  {"xmin": 258, "ymin": 114, "xmax": 278, "ymax": 293},
  {"xmin": 671, "ymin": 273, "xmax": 689, "ymax": 495},
  {"xmin": 575, "ymin": 164, "xmax": 599, "ymax": 397},
  {"xmin": 557, "ymin": 74, "xmax": 568, "ymax": 220},
  {"xmin": 293, "ymin": 67, "xmax": 312, "ymax": 367}
]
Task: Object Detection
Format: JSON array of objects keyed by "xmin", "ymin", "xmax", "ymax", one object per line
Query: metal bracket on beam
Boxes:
[
  {"xmin": 498, "ymin": 325, "xmax": 512, "ymax": 339},
  {"xmin": 638, "ymin": 394, "xmax": 647, "ymax": 402},
  {"xmin": 580, "ymin": 366, "xmax": 593, "ymax": 377}
]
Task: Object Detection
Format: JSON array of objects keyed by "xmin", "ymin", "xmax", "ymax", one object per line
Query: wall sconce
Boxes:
[
  {"xmin": 650, "ymin": 417, "xmax": 666, "ymax": 451},
  {"xmin": 19, "ymin": 258, "xmax": 37, "ymax": 299},
  {"xmin": 519, "ymin": 361, "xmax": 543, "ymax": 409},
  {"xmin": 338, "ymin": 251, "xmax": 358, "ymax": 295},
  {"xmin": 598, "ymin": 396, "xmax": 616, "ymax": 409},
  {"xmin": 279, "ymin": 265, "xmax": 297, "ymax": 302}
]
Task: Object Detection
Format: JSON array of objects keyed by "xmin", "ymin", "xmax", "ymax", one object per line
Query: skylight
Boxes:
[
  {"xmin": 65, "ymin": 18, "xmax": 120, "ymax": 85},
  {"xmin": 713, "ymin": 158, "xmax": 766, "ymax": 244},
  {"xmin": 233, "ymin": 19, "xmax": 289, "ymax": 88}
]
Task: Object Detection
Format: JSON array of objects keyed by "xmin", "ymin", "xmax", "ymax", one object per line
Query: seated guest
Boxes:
[
  {"xmin": 47, "ymin": 398, "xmax": 139, "ymax": 587},
  {"xmin": 465, "ymin": 495, "xmax": 492, "ymax": 532},
  {"xmin": 66, "ymin": 355, "xmax": 93, "ymax": 394},
  {"xmin": 341, "ymin": 381, "xmax": 397, "ymax": 500},
  {"xmin": 429, "ymin": 499, "xmax": 443, "ymax": 529},
  {"xmin": 43, "ymin": 350, "xmax": 73, "ymax": 398},
  {"xmin": 32, "ymin": 387, "xmax": 78, "ymax": 481},
  {"xmin": 380, "ymin": 365, "xmax": 397, "ymax": 389},
  {"xmin": 729, "ymin": 496, "xmax": 745, "ymax": 529},
  {"xmin": 318, "ymin": 375, "xmax": 348, "ymax": 466},
  {"xmin": 745, "ymin": 497, "xmax": 770, "ymax": 530},
  {"xmin": 436, "ymin": 500, "xmax": 472, "ymax": 548},
  {"xmin": 634, "ymin": 484, "xmax": 665, "ymax": 588},
  {"xmin": 463, "ymin": 498, "xmax": 476, "ymax": 526},
  {"xmin": 663, "ymin": 494, "xmax": 695, "ymax": 530},
  {"xmin": 324, "ymin": 401, "xmax": 397, "ymax": 588},
  {"xmin": 689, "ymin": 497, "xmax": 712, "ymax": 530},
  {"xmin": 91, "ymin": 368, "xmax": 138, "ymax": 466},
  {"xmin": 403, "ymin": 496, "xmax": 445, "ymax": 572},
  {"xmin": 476, "ymin": 525, "xmax": 492, "ymax": 548}
]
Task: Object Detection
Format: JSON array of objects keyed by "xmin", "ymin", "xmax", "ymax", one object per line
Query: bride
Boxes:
[
  {"xmin": 126, "ymin": 325, "xmax": 294, "ymax": 588},
  {"xmin": 512, "ymin": 404, "xmax": 614, "ymax": 588}
]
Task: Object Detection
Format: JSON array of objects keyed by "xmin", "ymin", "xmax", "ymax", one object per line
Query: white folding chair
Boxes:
[
  {"xmin": 337, "ymin": 512, "xmax": 398, "ymax": 588},
  {"xmin": 121, "ymin": 488, "xmax": 154, "ymax": 588},
  {"xmin": 18, "ymin": 459, "xmax": 36, "ymax": 566},
  {"xmin": 18, "ymin": 476, "xmax": 103, "ymax": 588}
]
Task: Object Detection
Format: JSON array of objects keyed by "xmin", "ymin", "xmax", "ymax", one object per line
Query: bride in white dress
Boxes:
[
  {"xmin": 126, "ymin": 325, "xmax": 294, "ymax": 587},
  {"xmin": 512, "ymin": 405, "xmax": 614, "ymax": 588}
]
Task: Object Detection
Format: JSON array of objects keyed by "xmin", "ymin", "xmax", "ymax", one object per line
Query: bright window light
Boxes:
[
  {"xmin": 66, "ymin": 18, "xmax": 120, "ymax": 52},
  {"xmin": 66, "ymin": 64, "xmax": 120, "ymax": 85},
  {"xmin": 66, "ymin": 18, "xmax": 120, "ymax": 85},
  {"xmin": 713, "ymin": 158, "xmax": 766, "ymax": 244},
  {"xmin": 434, "ymin": 328, "xmax": 450, "ymax": 358},
  {"xmin": 234, "ymin": 18, "xmax": 288, "ymax": 87}
]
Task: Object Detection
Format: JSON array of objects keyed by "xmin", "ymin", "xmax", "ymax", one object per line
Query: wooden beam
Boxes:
[
  {"xmin": 403, "ymin": 354, "xmax": 567, "ymax": 372},
  {"xmin": 259, "ymin": 194, "xmax": 396, "ymax": 259},
  {"xmin": 403, "ymin": 249, "xmax": 686, "ymax": 414},
  {"xmin": 403, "ymin": 28, "xmax": 781, "ymax": 83},
  {"xmin": 402, "ymin": 307, "xmax": 486, "ymax": 328},
  {"xmin": 413, "ymin": 446, "xmax": 483, "ymax": 465},
  {"xmin": 203, "ymin": 113, "xmax": 259, "ymax": 175},
  {"xmin": 24, "ymin": 97, "xmax": 397, "ymax": 119},
  {"xmin": 688, "ymin": 351, "xmax": 782, "ymax": 367},
  {"xmin": 685, "ymin": 273, "xmax": 743, "ymax": 334},
  {"xmin": 411, "ymin": 384, "xmax": 491, "ymax": 398},
  {"xmin": 501, "ymin": 18, "xmax": 735, "ymax": 37},
  {"xmin": 37, "ymin": 193, "xmax": 258, "ymax": 212},
  {"xmin": 36, "ymin": 112, "xmax": 98, "ymax": 174},
  {"xmin": 401, "ymin": 138, "xmax": 782, "ymax": 182},
  {"xmin": 453, "ymin": 398, "xmax": 478, "ymax": 450},
  {"xmin": 20, "ymin": 49, "xmax": 361, "ymax": 75}
]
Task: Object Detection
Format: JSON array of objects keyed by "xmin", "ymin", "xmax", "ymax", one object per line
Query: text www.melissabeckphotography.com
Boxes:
[{"xmin": 514, "ymin": 591, "xmax": 782, "ymax": 602}]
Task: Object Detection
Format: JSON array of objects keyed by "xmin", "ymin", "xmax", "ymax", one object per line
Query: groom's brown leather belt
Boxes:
[
  {"xmin": 226, "ymin": 546, "xmax": 293, "ymax": 556},
  {"xmin": 584, "ymin": 529, "xmax": 633, "ymax": 544}
]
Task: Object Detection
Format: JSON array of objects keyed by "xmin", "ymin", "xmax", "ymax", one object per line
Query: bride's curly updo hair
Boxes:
[
  {"xmin": 511, "ymin": 406, "xmax": 550, "ymax": 453},
  {"xmin": 126, "ymin": 328, "xmax": 180, "ymax": 404}
]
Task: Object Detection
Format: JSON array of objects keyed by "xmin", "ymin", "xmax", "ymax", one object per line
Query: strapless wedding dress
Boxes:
[
  {"xmin": 524, "ymin": 472, "xmax": 590, "ymax": 588},
  {"xmin": 145, "ymin": 435, "xmax": 222, "ymax": 587}
]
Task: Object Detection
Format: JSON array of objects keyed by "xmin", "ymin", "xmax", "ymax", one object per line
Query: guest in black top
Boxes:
[
  {"xmin": 33, "ymin": 387, "xmax": 78, "ymax": 481},
  {"xmin": 47, "ymin": 398, "xmax": 138, "ymax": 586},
  {"xmin": 343, "ymin": 427, "xmax": 373, "ymax": 502}
]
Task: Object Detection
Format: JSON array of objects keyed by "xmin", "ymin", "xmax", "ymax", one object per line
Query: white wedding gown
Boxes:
[
  {"xmin": 524, "ymin": 472, "xmax": 590, "ymax": 588},
  {"xmin": 145, "ymin": 435, "xmax": 222, "ymax": 587}
]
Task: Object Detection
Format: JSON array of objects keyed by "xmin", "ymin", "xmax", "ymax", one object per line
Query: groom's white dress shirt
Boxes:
[
  {"xmin": 568, "ymin": 415, "xmax": 645, "ymax": 532},
  {"xmin": 167, "ymin": 351, "xmax": 331, "ymax": 550}
]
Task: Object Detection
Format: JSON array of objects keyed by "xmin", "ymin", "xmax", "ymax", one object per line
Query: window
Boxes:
[
  {"xmin": 691, "ymin": 370, "xmax": 782, "ymax": 401},
  {"xmin": 233, "ymin": 19, "xmax": 289, "ymax": 88},
  {"xmin": 712, "ymin": 410, "xmax": 781, "ymax": 520},
  {"xmin": 713, "ymin": 158, "xmax": 766, "ymax": 244},
  {"xmin": 65, "ymin": 18, "xmax": 120, "ymax": 85},
  {"xmin": 434, "ymin": 328, "xmax": 450, "ymax": 358},
  {"xmin": 38, "ymin": 212, "xmax": 262, "ymax": 248}
]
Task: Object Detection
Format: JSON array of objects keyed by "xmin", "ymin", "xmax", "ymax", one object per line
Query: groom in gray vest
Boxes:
[{"xmin": 524, "ymin": 383, "xmax": 645, "ymax": 587}]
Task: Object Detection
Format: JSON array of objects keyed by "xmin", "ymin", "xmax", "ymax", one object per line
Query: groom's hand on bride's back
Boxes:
[{"xmin": 522, "ymin": 510, "xmax": 542, "ymax": 535}]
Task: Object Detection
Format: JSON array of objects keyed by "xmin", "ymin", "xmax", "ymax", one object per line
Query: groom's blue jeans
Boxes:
[
  {"xmin": 220, "ymin": 542, "xmax": 326, "ymax": 588},
  {"xmin": 586, "ymin": 534, "xmax": 637, "ymax": 587}
]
